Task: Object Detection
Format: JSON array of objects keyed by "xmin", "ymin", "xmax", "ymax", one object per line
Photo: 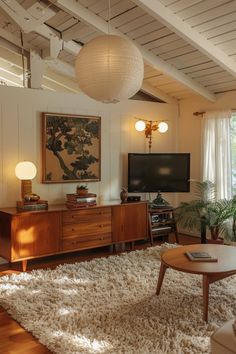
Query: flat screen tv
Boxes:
[{"xmin": 128, "ymin": 153, "xmax": 190, "ymax": 193}]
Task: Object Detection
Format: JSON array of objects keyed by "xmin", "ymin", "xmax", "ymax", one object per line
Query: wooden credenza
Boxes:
[{"xmin": 0, "ymin": 201, "xmax": 148, "ymax": 271}]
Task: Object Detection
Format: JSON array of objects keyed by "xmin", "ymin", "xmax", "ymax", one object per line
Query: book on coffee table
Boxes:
[{"xmin": 185, "ymin": 251, "xmax": 218, "ymax": 262}]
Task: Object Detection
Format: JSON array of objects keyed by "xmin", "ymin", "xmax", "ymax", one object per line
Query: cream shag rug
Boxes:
[{"xmin": 0, "ymin": 245, "xmax": 236, "ymax": 354}]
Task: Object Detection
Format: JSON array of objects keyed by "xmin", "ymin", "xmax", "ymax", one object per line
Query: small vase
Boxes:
[{"xmin": 120, "ymin": 188, "xmax": 128, "ymax": 203}]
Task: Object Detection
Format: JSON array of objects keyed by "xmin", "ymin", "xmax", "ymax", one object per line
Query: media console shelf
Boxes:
[
  {"xmin": 0, "ymin": 201, "xmax": 148, "ymax": 271},
  {"xmin": 148, "ymin": 208, "xmax": 179, "ymax": 245}
]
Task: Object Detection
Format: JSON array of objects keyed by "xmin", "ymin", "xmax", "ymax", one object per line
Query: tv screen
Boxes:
[{"xmin": 128, "ymin": 153, "xmax": 190, "ymax": 193}]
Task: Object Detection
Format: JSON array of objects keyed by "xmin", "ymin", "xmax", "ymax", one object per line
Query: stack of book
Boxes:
[
  {"xmin": 66, "ymin": 193, "xmax": 97, "ymax": 209},
  {"xmin": 16, "ymin": 200, "xmax": 48, "ymax": 211}
]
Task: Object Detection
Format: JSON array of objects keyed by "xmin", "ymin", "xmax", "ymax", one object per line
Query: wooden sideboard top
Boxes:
[{"xmin": 0, "ymin": 200, "xmax": 148, "ymax": 216}]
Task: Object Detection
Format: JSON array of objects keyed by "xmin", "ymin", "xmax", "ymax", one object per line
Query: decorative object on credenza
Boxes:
[
  {"xmin": 16, "ymin": 199, "xmax": 48, "ymax": 211},
  {"xmin": 120, "ymin": 187, "xmax": 128, "ymax": 203},
  {"xmin": 76, "ymin": 184, "xmax": 88, "ymax": 196},
  {"xmin": 135, "ymin": 118, "xmax": 168, "ymax": 152},
  {"xmin": 15, "ymin": 161, "xmax": 48, "ymax": 210},
  {"xmin": 24, "ymin": 193, "xmax": 40, "ymax": 202},
  {"xmin": 15, "ymin": 161, "xmax": 37, "ymax": 199},
  {"xmin": 42, "ymin": 112, "xmax": 101, "ymax": 183},
  {"xmin": 66, "ymin": 193, "xmax": 97, "ymax": 209}
]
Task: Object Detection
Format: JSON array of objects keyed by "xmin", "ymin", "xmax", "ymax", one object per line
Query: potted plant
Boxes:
[
  {"xmin": 76, "ymin": 184, "xmax": 88, "ymax": 196},
  {"xmin": 175, "ymin": 180, "xmax": 236, "ymax": 243}
]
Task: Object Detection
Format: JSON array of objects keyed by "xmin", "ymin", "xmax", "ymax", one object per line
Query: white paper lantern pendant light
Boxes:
[{"xmin": 75, "ymin": 3, "xmax": 144, "ymax": 103}]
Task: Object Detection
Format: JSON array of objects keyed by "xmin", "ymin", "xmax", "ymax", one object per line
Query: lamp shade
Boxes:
[
  {"xmin": 135, "ymin": 120, "xmax": 146, "ymax": 132},
  {"xmin": 15, "ymin": 161, "xmax": 37, "ymax": 180},
  {"xmin": 158, "ymin": 121, "xmax": 168, "ymax": 133},
  {"xmin": 75, "ymin": 34, "xmax": 144, "ymax": 103}
]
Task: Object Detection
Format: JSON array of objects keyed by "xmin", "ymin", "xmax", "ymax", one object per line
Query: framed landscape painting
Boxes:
[{"xmin": 42, "ymin": 112, "xmax": 101, "ymax": 183}]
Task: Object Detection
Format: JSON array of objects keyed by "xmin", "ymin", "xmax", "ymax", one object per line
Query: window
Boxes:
[{"xmin": 231, "ymin": 113, "xmax": 236, "ymax": 194}]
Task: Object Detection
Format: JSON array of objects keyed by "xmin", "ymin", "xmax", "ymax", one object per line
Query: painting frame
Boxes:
[{"xmin": 42, "ymin": 112, "xmax": 101, "ymax": 183}]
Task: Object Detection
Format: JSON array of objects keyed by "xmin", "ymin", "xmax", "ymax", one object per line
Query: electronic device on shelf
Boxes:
[{"xmin": 127, "ymin": 196, "xmax": 141, "ymax": 202}]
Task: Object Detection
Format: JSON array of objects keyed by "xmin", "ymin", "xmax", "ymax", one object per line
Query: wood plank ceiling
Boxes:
[{"xmin": 0, "ymin": 0, "xmax": 236, "ymax": 102}]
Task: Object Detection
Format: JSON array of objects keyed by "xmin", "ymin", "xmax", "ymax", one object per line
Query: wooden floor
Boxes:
[{"xmin": 0, "ymin": 234, "xmax": 199, "ymax": 354}]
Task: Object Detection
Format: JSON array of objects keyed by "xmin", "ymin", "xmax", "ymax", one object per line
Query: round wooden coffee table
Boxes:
[{"xmin": 156, "ymin": 244, "xmax": 236, "ymax": 322}]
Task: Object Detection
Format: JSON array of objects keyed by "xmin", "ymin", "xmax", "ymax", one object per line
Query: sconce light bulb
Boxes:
[
  {"xmin": 135, "ymin": 120, "xmax": 146, "ymax": 132},
  {"xmin": 158, "ymin": 121, "xmax": 168, "ymax": 133},
  {"xmin": 15, "ymin": 161, "xmax": 37, "ymax": 180}
]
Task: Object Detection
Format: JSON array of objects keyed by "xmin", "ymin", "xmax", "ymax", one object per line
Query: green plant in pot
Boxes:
[
  {"xmin": 76, "ymin": 184, "xmax": 88, "ymax": 195},
  {"xmin": 175, "ymin": 180, "xmax": 236, "ymax": 243}
]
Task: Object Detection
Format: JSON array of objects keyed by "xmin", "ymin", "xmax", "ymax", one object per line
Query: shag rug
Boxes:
[{"xmin": 0, "ymin": 245, "xmax": 236, "ymax": 354}]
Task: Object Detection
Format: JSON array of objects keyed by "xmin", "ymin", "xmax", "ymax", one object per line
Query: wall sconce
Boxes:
[
  {"xmin": 15, "ymin": 161, "xmax": 37, "ymax": 200},
  {"xmin": 135, "ymin": 119, "xmax": 168, "ymax": 152}
]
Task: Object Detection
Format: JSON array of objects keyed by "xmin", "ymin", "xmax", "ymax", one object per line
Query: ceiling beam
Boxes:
[
  {"xmin": 141, "ymin": 82, "xmax": 177, "ymax": 105},
  {"xmin": 0, "ymin": 32, "xmax": 79, "ymax": 92},
  {"xmin": 56, "ymin": 0, "xmax": 216, "ymax": 102},
  {"xmin": 133, "ymin": 0, "xmax": 236, "ymax": 78},
  {"xmin": 36, "ymin": 25, "xmax": 81, "ymax": 56},
  {"xmin": 0, "ymin": 28, "xmax": 30, "ymax": 51},
  {"xmin": 0, "ymin": 24, "xmax": 175, "ymax": 103},
  {"xmin": 30, "ymin": 49, "xmax": 43, "ymax": 89},
  {"xmin": 0, "ymin": 1, "xmax": 82, "ymax": 56},
  {"xmin": 43, "ymin": 67, "xmax": 81, "ymax": 93},
  {"xmin": 0, "ymin": 0, "xmax": 55, "ymax": 33},
  {"xmin": 44, "ymin": 59, "xmax": 75, "ymax": 79}
]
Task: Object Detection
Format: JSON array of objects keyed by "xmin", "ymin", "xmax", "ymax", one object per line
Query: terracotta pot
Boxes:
[
  {"xmin": 77, "ymin": 189, "xmax": 88, "ymax": 196},
  {"xmin": 210, "ymin": 226, "xmax": 220, "ymax": 240}
]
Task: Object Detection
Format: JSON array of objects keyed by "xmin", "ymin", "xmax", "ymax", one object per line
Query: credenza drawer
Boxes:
[
  {"xmin": 62, "ymin": 233, "xmax": 112, "ymax": 251},
  {"xmin": 62, "ymin": 207, "xmax": 111, "ymax": 224},
  {"xmin": 62, "ymin": 221, "xmax": 111, "ymax": 238}
]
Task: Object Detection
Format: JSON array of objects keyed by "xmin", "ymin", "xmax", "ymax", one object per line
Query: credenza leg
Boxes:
[
  {"xmin": 130, "ymin": 241, "xmax": 135, "ymax": 250},
  {"xmin": 156, "ymin": 261, "xmax": 168, "ymax": 295},
  {"xmin": 22, "ymin": 260, "xmax": 27, "ymax": 272},
  {"xmin": 202, "ymin": 275, "xmax": 209, "ymax": 322}
]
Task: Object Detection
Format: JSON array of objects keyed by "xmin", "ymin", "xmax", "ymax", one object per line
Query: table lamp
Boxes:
[{"xmin": 15, "ymin": 161, "xmax": 37, "ymax": 200}]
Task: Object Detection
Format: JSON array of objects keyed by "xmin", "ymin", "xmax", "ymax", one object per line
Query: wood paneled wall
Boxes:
[{"xmin": 0, "ymin": 86, "xmax": 178, "ymax": 207}]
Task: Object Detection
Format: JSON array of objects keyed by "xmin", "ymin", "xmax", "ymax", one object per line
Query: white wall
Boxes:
[{"xmin": 0, "ymin": 86, "xmax": 179, "ymax": 207}]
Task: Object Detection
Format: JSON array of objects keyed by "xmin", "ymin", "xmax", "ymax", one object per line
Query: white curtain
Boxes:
[{"xmin": 202, "ymin": 109, "xmax": 232, "ymax": 199}]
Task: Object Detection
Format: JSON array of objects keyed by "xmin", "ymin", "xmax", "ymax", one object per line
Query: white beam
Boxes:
[
  {"xmin": 0, "ymin": 68, "xmax": 23, "ymax": 86},
  {"xmin": 0, "ymin": 28, "xmax": 30, "ymax": 50},
  {"xmin": 43, "ymin": 67, "xmax": 80, "ymax": 93},
  {"xmin": 134, "ymin": 0, "xmax": 236, "ymax": 78},
  {"xmin": 0, "ymin": 0, "xmax": 55, "ymax": 33},
  {"xmin": 42, "ymin": 36, "xmax": 63, "ymax": 60},
  {"xmin": 56, "ymin": 0, "xmax": 216, "ymax": 102},
  {"xmin": 30, "ymin": 50, "xmax": 43, "ymax": 89},
  {"xmin": 36, "ymin": 25, "xmax": 81, "ymax": 56},
  {"xmin": 27, "ymin": 2, "xmax": 55, "ymax": 23},
  {"xmin": 42, "ymin": 75, "xmax": 79, "ymax": 93},
  {"xmin": 44, "ymin": 59, "xmax": 75, "ymax": 79},
  {"xmin": 0, "ymin": 30, "xmax": 80, "ymax": 93},
  {"xmin": 141, "ymin": 82, "xmax": 178, "ymax": 105},
  {"xmin": 0, "ymin": 1, "xmax": 82, "ymax": 56},
  {"xmin": 0, "ymin": 44, "xmax": 24, "ymax": 67}
]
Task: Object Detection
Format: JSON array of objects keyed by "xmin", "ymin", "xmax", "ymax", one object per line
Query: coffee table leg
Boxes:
[
  {"xmin": 202, "ymin": 275, "xmax": 209, "ymax": 322},
  {"xmin": 156, "ymin": 261, "xmax": 168, "ymax": 295}
]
